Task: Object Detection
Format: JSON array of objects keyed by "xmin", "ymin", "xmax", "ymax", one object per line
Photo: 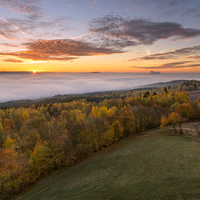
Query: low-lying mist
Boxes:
[{"xmin": 1, "ymin": 72, "xmax": 200, "ymax": 103}]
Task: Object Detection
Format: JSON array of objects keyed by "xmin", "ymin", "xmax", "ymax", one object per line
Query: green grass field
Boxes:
[{"xmin": 16, "ymin": 123, "xmax": 200, "ymax": 200}]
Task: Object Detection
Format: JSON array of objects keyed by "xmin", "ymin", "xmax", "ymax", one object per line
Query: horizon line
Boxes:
[{"xmin": 0, "ymin": 71, "xmax": 200, "ymax": 74}]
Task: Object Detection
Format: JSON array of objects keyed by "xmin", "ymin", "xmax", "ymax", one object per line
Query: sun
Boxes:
[{"xmin": 31, "ymin": 70, "xmax": 44, "ymax": 74}]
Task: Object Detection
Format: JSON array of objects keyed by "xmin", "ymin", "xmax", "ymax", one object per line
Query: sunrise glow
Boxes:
[
  {"xmin": 0, "ymin": 0, "xmax": 200, "ymax": 73},
  {"xmin": 1, "ymin": 2, "xmax": 200, "ymax": 199}
]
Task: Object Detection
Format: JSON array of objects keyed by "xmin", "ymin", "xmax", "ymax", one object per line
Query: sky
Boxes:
[{"xmin": 0, "ymin": 0, "xmax": 200, "ymax": 73}]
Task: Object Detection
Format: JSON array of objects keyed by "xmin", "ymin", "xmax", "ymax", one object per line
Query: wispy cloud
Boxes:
[
  {"xmin": 66, "ymin": 0, "xmax": 98, "ymax": 9},
  {"xmin": 2, "ymin": 58, "xmax": 23, "ymax": 63},
  {"xmin": 130, "ymin": 45, "xmax": 200, "ymax": 61},
  {"xmin": 0, "ymin": 17, "xmax": 21, "ymax": 40},
  {"xmin": 0, "ymin": 0, "xmax": 73, "ymax": 41},
  {"xmin": 0, "ymin": 15, "xmax": 73, "ymax": 40},
  {"xmin": 0, "ymin": 0, "xmax": 42, "ymax": 15},
  {"xmin": 67, "ymin": 4, "xmax": 82, "ymax": 8},
  {"xmin": 0, "ymin": 43, "xmax": 19, "ymax": 47},
  {"xmin": 146, "ymin": 49, "xmax": 151, "ymax": 55},
  {"xmin": 131, "ymin": 61, "xmax": 200, "ymax": 69},
  {"xmin": 87, "ymin": 0, "xmax": 97, "ymax": 4},
  {"xmin": 128, "ymin": 0, "xmax": 200, "ymax": 19},
  {"xmin": 0, "ymin": 17, "xmax": 26, "ymax": 36}
]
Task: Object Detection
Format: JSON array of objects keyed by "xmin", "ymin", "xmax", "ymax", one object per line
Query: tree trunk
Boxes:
[
  {"xmin": 179, "ymin": 123, "xmax": 183, "ymax": 135},
  {"xmin": 171, "ymin": 125, "xmax": 177, "ymax": 133},
  {"xmin": 197, "ymin": 124, "xmax": 200, "ymax": 136}
]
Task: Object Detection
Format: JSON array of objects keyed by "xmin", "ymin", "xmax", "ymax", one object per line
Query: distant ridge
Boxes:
[
  {"xmin": 139, "ymin": 79, "xmax": 186, "ymax": 88},
  {"xmin": 149, "ymin": 70, "xmax": 161, "ymax": 74}
]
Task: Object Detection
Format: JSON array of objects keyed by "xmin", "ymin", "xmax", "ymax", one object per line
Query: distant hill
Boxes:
[
  {"xmin": 149, "ymin": 70, "xmax": 161, "ymax": 74},
  {"xmin": 139, "ymin": 79, "xmax": 187, "ymax": 88}
]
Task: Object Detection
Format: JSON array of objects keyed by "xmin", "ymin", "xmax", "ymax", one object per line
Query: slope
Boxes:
[{"xmin": 16, "ymin": 123, "xmax": 200, "ymax": 200}]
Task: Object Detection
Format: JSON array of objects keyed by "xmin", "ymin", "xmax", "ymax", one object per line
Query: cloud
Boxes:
[
  {"xmin": 0, "ymin": 1, "xmax": 73, "ymax": 41},
  {"xmin": 0, "ymin": 15, "xmax": 73, "ymax": 40},
  {"xmin": 131, "ymin": 61, "xmax": 200, "ymax": 69},
  {"xmin": 0, "ymin": 43, "xmax": 19, "ymax": 47},
  {"xmin": 0, "ymin": 39, "xmax": 124, "ymax": 62},
  {"xmin": 146, "ymin": 49, "xmax": 151, "ymax": 55},
  {"xmin": 2, "ymin": 58, "xmax": 23, "ymax": 63},
  {"xmin": 66, "ymin": 0, "xmax": 98, "ymax": 9},
  {"xmin": 0, "ymin": 0, "xmax": 42, "ymax": 15},
  {"xmin": 126, "ymin": 8, "xmax": 133, "ymax": 12},
  {"xmin": 0, "ymin": 52, "xmax": 78, "ymax": 62},
  {"xmin": 0, "ymin": 17, "xmax": 20, "ymax": 40},
  {"xmin": 1, "ymin": 72, "xmax": 200, "ymax": 103},
  {"xmin": 131, "ymin": 45, "xmax": 200, "ymax": 61},
  {"xmin": 162, "ymin": 0, "xmax": 200, "ymax": 18},
  {"xmin": 128, "ymin": 0, "xmax": 200, "ymax": 19},
  {"xmin": 0, "ymin": 17, "xmax": 26, "ymax": 39},
  {"xmin": 88, "ymin": 15, "xmax": 200, "ymax": 47},
  {"xmin": 82, "ymin": 33, "xmax": 139, "ymax": 49},
  {"xmin": 24, "ymin": 39, "xmax": 123, "ymax": 56},
  {"xmin": 135, "ymin": 52, "xmax": 143, "ymax": 55}
]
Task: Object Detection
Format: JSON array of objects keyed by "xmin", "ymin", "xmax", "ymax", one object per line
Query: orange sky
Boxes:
[{"xmin": 0, "ymin": 0, "xmax": 200, "ymax": 73}]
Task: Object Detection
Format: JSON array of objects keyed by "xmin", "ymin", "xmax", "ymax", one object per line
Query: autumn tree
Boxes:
[
  {"xmin": 160, "ymin": 112, "xmax": 186, "ymax": 134},
  {"xmin": 118, "ymin": 108, "xmax": 135, "ymax": 137},
  {"xmin": 112, "ymin": 120, "xmax": 124, "ymax": 142},
  {"xmin": 176, "ymin": 102, "xmax": 193, "ymax": 120},
  {"xmin": 0, "ymin": 122, "xmax": 4, "ymax": 147}
]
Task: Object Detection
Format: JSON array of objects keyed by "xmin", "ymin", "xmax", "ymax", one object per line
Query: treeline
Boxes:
[
  {"xmin": 174, "ymin": 80, "xmax": 200, "ymax": 91},
  {"xmin": 0, "ymin": 86, "xmax": 200, "ymax": 199}
]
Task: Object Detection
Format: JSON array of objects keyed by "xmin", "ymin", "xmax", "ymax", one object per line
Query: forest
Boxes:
[{"xmin": 0, "ymin": 80, "xmax": 200, "ymax": 199}]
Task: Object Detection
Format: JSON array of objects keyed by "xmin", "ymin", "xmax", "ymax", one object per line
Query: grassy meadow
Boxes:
[{"xmin": 15, "ymin": 122, "xmax": 200, "ymax": 200}]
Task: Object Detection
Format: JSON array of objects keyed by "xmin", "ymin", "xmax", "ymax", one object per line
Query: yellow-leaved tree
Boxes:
[{"xmin": 160, "ymin": 112, "xmax": 186, "ymax": 134}]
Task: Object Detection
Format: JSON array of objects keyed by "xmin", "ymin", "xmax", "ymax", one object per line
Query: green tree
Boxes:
[{"xmin": 143, "ymin": 91, "xmax": 150, "ymax": 98}]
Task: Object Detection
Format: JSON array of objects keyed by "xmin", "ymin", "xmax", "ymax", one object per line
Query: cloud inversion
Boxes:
[{"xmin": 1, "ymin": 72, "xmax": 200, "ymax": 103}]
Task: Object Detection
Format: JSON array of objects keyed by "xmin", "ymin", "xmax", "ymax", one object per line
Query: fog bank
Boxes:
[{"xmin": 0, "ymin": 72, "xmax": 200, "ymax": 102}]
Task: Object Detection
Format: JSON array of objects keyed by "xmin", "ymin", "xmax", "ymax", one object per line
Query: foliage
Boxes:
[{"xmin": 0, "ymin": 81, "xmax": 200, "ymax": 199}]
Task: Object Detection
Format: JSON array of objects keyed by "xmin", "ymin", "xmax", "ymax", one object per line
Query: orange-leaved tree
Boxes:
[{"xmin": 160, "ymin": 112, "xmax": 186, "ymax": 134}]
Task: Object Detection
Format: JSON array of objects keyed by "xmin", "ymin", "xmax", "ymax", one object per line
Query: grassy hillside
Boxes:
[{"xmin": 16, "ymin": 123, "xmax": 200, "ymax": 200}]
